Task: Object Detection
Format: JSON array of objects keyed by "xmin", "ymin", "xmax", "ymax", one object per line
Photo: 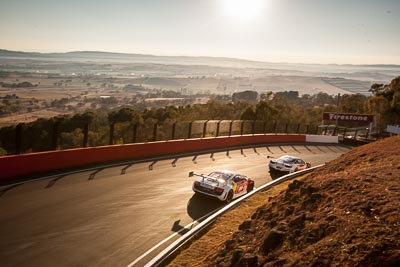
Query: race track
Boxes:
[{"xmin": 0, "ymin": 144, "xmax": 351, "ymax": 266}]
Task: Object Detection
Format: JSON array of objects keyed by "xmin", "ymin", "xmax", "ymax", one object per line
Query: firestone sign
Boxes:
[{"xmin": 323, "ymin": 112, "xmax": 374, "ymax": 123}]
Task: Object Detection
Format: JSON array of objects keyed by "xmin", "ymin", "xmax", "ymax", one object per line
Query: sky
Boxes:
[{"xmin": 0, "ymin": 0, "xmax": 399, "ymax": 65}]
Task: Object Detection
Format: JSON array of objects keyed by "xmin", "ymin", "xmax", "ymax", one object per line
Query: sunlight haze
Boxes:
[
  {"xmin": 0, "ymin": 0, "xmax": 399, "ymax": 64},
  {"xmin": 219, "ymin": 0, "xmax": 266, "ymax": 22}
]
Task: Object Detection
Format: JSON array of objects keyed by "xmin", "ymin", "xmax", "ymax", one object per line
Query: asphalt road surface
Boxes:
[{"xmin": 0, "ymin": 144, "xmax": 351, "ymax": 266}]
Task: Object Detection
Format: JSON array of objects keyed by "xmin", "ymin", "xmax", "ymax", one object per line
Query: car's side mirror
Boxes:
[{"xmin": 188, "ymin": 171, "xmax": 194, "ymax": 177}]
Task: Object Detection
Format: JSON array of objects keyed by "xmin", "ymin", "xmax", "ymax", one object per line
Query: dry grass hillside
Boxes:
[{"xmin": 167, "ymin": 136, "xmax": 400, "ymax": 267}]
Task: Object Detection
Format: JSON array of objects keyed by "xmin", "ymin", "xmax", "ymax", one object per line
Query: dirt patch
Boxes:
[
  {"xmin": 0, "ymin": 109, "xmax": 71, "ymax": 127},
  {"xmin": 167, "ymin": 136, "xmax": 400, "ymax": 266}
]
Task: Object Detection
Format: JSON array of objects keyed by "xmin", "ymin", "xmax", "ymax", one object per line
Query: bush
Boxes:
[{"xmin": 0, "ymin": 147, "xmax": 7, "ymax": 156}]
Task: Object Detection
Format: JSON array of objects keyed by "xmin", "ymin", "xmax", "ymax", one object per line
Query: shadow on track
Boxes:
[
  {"xmin": 269, "ymin": 171, "xmax": 286, "ymax": 180},
  {"xmin": 171, "ymin": 158, "xmax": 178, "ymax": 167},
  {"xmin": 0, "ymin": 184, "xmax": 22, "ymax": 197},
  {"xmin": 121, "ymin": 163, "xmax": 134, "ymax": 174},
  {"xmin": 46, "ymin": 174, "xmax": 67, "ymax": 188},
  {"xmin": 291, "ymin": 145, "xmax": 301, "ymax": 153},
  {"xmin": 88, "ymin": 168, "xmax": 105, "ymax": 180},
  {"xmin": 149, "ymin": 161, "xmax": 157, "ymax": 170},
  {"xmin": 171, "ymin": 219, "xmax": 190, "ymax": 235},
  {"xmin": 278, "ymin": 146, "xmax": 287, "ymax": 153},
  {"xmin": 186, "ymin": 193, "xmax": 225, "ymax": 221}
]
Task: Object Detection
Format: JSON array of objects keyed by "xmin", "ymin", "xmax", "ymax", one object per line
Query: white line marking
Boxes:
[{"xmin": 126, "ymin": 210, "xmax": 216, "ymax": 267}]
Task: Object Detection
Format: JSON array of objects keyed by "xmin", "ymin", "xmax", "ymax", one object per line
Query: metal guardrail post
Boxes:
[
  {"xmin": 252, "ymin": 120, "xmax": 256, "ymax": 135},
  {"xmin": 240, "ymin": 121, "xmax": 245, "ymax": 135},
  {"xmin": 284, "ymin": 123, "xmax": 288, "ymax": 133},
  {"xmin": 188, "ymin": 121, "xmax": 192, "ymax": 139},
  {"xmin": 171, "ymin": 122, "xmax": 176, "ymax": 140},
  {"xmin": 296, "ymin": 124, "xmax": 300, "ymax": 134},
  {"xmin": 228, "ymin": 121, "xmax": 233, "ymax": 136},
  {"xmin": 51, "ymin": 122, "xmax": 59, "ymax": 150},
  {"xmin": 202, "ymin": 120, "xmax": 208, "ymax": 138},
  {"xmin": 132, "ymin": 124, "xmax": 138, "ymax": 143},
  {"xmin": 82, "ymin": 123, "xmax": 89, "ymax": 147},
  {"xmin": 216, "ymin": 120, "xmax": 221, "ymax": 137},
  {"xmin": 153, "ymin": 123, "xmax": 158, "ymax": 142},
  {"xmin": 109, "ymin": 123, "xmax": 114, "ymax": 145}
]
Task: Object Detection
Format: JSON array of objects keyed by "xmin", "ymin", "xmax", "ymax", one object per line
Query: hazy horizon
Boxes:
[
  {"xmin": 1, "ymin": 0, "xmax": 399, "ymax": 65},
  {"xmin": 3, "ymin": 48, "xmax": 400, "ymax": 69}
]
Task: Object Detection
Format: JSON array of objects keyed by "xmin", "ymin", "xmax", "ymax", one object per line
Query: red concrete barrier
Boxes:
[{"xmin": 0, "ymin": 134, "xmax": 306, "ymax": 180}]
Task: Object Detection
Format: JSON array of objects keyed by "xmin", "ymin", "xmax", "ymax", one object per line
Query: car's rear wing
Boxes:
[{"xmin": 189, "ymin": 171, "xmax": 221, "ymax": 185}]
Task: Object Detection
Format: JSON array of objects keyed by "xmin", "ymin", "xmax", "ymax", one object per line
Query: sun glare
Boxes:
[{"xmin": 220, "ymin": 0, "xmax": 264, "ymax": 22}]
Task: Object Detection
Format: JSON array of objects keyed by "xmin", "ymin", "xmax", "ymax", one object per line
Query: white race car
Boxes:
[
  {"xmin": 268, "ymin": 155, "xmax": 311, "ymax": 173},
  {"xmin": 190, "ymin": 170, "xmax": 255, "ymax": 202}
]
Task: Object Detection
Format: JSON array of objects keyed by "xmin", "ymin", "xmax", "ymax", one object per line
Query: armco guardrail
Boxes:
[
  {"xmin": 0, "ymin": 134, "xmax": 337, "ymax": 180},
  {"xmin": 144, "ymin": 164, "xmax": 324, "ymax": 267}
]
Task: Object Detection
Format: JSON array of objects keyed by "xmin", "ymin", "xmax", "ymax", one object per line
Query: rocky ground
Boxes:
[{"xmin": 167, "ymin": 136, "xmax": 400, "ymax": 267}]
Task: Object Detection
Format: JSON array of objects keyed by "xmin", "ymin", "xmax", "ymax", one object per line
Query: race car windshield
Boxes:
[
  {"xmin": 208, "ymin": 172, "xmax": 232, "ymax": 181},
  {"xmin": 281, "ymin": 157, "xmax": 296, "ymax": 163}
]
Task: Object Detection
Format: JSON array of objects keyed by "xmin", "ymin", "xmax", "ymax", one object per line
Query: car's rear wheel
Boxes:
[
  {"xmin": 247, "ymin": 182, "xmax": 254, "ymax": 193},
  {"xmin": 225, "ymin": 190, "xmax": 234, "ymax": 203}
]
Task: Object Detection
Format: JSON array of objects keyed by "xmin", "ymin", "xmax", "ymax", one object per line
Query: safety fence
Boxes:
[
  {"xmin": 0, "ymin": 120, "xmax": 321, "ymax": 155},
  {"xmin": 317, "ymin": 124, "xmax": 383, "ymax": 143}
]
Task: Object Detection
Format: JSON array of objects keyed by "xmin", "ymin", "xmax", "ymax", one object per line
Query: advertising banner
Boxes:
[{"xmin": 323, "ymin": 112, "xmax": 374, "ymax": 123}]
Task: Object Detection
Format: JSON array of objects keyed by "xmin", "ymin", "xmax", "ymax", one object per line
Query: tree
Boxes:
[
  {"xmin": 255, "ymin": 101, "xmax": 278, "ymax": 122},
  {"xmin": 388, "ymin": 77, "xmax": 400, "ymax": 117},
  {"xmin": 369, "ymin": 76, "xmax": 400, "ymax": 124},
  {"xmin": 339, "ymin": 94, "xmax": 368, "ymax": 113},
  {"xmin": 240, "ymin": 106, "xmax": 256, "ymax": 120},
  {"xmin": 108, "ymin": 108, "xmax": 135, "ymax": 124},
  {"xmin": 274, "ymin": 91, "xmax": 299, "ymax": 101},
  {"xmin": 369, "ymin": 83, "xmax": 392, "ymax": 100},
  {"xmin": 0, "ymin": 147, "xmax": 7, "ymax": 156},
  {"xmin": 311, "ymin": 92, "xmax": 336, "ymax": 106},
  {"xmin": 367, "ymin": 96, "xmax": 391, "ymax": 129}
]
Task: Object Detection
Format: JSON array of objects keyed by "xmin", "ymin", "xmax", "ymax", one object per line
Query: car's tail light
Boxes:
[
  {"xmin": 215, "ymin": 187, "xmax": 224, "ymax": 192},
  {"xmin": 194, "ymin": 181, "xmax": 201, "ymax": 186}
]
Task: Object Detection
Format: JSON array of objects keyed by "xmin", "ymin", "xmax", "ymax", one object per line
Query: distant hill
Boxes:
[
  {"xmin": 0, "ymin": 49, "xmax": 263, "ymax": 68},
  {"xmin": 1, "ymin": 49, "xmax": 399, "ymax": 83},
  {"xmin": 1, "ymin": 48, "xmax": 399, "ymax": 70},
  {"xmin": 0, "ymin": 49, "xmax": 44, "ymax": 58}
]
